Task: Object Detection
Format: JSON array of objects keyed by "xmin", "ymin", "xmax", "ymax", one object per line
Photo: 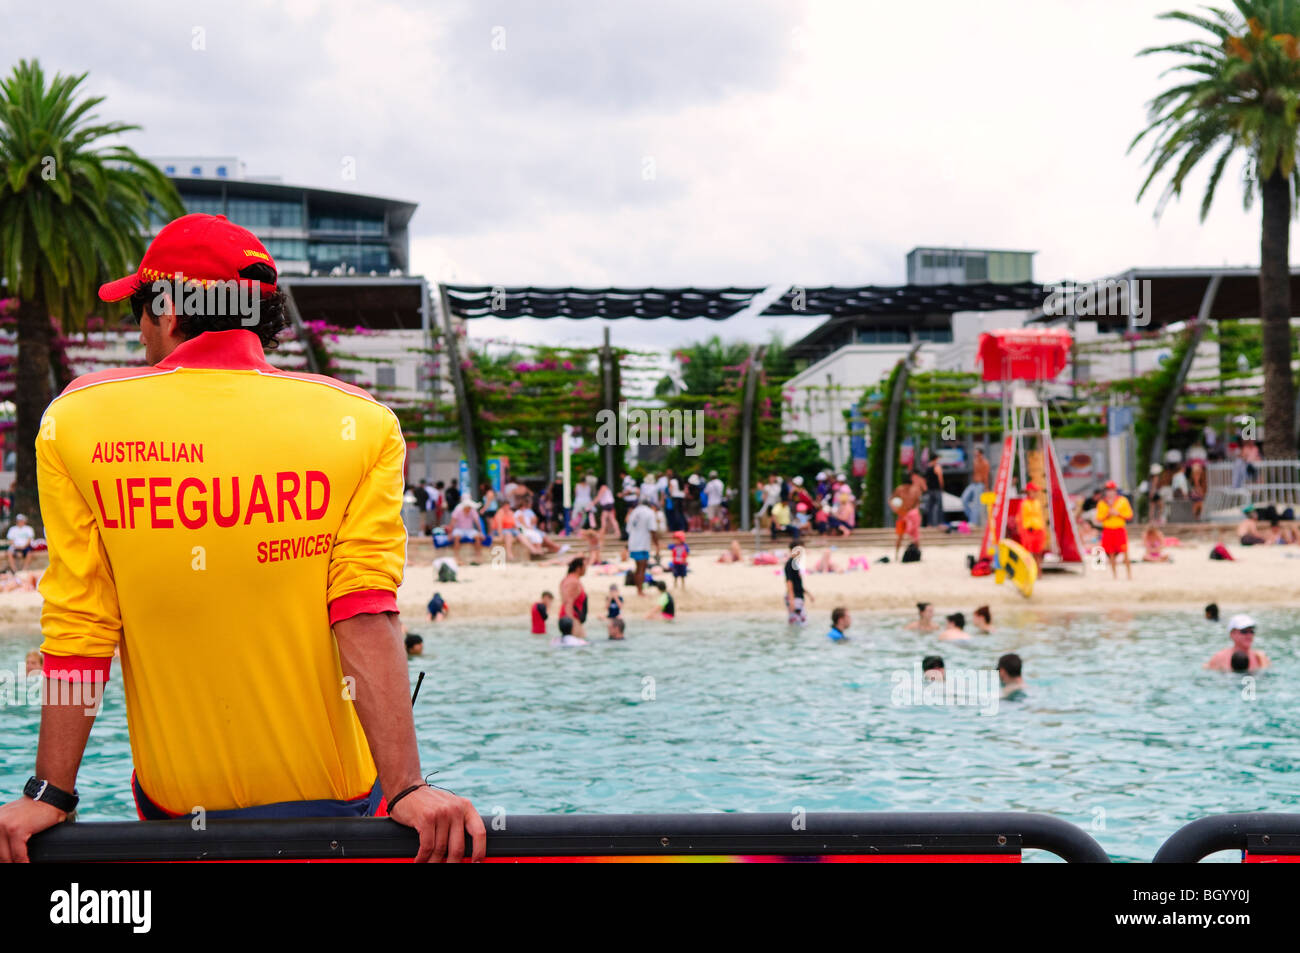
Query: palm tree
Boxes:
[
  {"xmin": 0, "ymin": 60, "xmax": 182, "ymax": 522},
  {"xmin": 1132, "ymin": 2, "xmax": 1300, "ymax": 457}
]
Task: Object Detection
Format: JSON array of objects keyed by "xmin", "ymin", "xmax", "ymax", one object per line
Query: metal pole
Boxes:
[
  {"xmin": 1150, "ymin": 274, "xmax": 1221, "ymax": 471},
  {"xmin": 602, "ymin": 325, "xmax": 617, "ymax": 492},
  {"xmin": 881, "ymin": 344, "xmax": 921, "ymax": 527},
  {"xmin": 739, "ymin": 344, "xmax": 766, "ymax": 531},
  {"xmin": 280, "ymin": 282, "xmax": 320, "ymax": 375},
  {"xmin": 436, "ymin": 283, "xmax": 479, "ymax": 493}
]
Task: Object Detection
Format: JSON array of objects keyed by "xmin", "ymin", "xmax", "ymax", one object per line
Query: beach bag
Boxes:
[
  {"xmin": 902, "ymin": 542, "xmax": 922, "ymax": 563},
  {"xmin": 438, "ymin": 562, "xmax": 458, "ymax": 582},
  {"xmin": 970, "ymin": 557, "xmax": 993, "ymax": 576},
  {"xmin": 1209, "ymin": 544, "xmax": 1233, "ymax": 561}
]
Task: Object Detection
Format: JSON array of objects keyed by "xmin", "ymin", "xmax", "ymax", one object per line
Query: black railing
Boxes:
[
  {"xmin": 30, "ymin": 812, "xmax": 1111, "ymax": 863},
  {"xmin": 1152, "ymin": 813, "xmax": 1300, "ymax": 863}
]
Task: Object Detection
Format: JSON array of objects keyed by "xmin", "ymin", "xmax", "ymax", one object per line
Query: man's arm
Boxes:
[
  {"xmin": 0, "ymin": 679, "xmax": 105, "ymax": 862},
  {"xmin": 327, "ymin": 410, "xmax": 483, "ymax": 862},
  {"xmin": 333, "ymin": 612, "xmax": 484, "ymax": 862},
  {"xmin": 1, "ymin": 415, "xmax": 120, "ymax": 862}
]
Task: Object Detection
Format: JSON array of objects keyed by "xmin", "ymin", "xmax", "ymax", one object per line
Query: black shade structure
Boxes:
[
  {"xmin": 764, "ymin": 282, "xmax": 1049, "ymax": 317},
  {"xmin": 443, "ymin": 285, "xmax": 765, "ymax": 321}
]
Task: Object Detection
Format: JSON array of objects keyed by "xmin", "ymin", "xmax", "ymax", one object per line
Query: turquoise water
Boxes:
[{"xmin": 3, "ymin": 608, "xmax": 1297, "ymax": 862}]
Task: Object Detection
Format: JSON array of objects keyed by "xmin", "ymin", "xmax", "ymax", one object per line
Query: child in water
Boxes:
[
  {"xmin": 531, "ymin": 591, "xmax": 554, "ymax": 634},
  {"xmin": 552, "ymin": 616, "xmax": 589, "ymax": 648},
  {"xmin": 608, "ymin": 617, "xmax": 626, "ymax": 640},
  {"xmin": 644, "ymin": 580, "xmax": 676, "ymax": 620}
]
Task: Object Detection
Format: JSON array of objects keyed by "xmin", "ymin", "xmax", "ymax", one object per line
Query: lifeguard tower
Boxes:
[{"xmin": 974, "ymin": 329, "xmax": 1084, "ymax": 592}]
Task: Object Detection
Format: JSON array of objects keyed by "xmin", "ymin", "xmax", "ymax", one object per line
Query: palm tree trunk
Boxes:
[
  {"xmin": 1259, "ymin": 169, "xmax": 1296, "ymax": 458},
  {"xmin": 13, "ymin": 291, "xmax": 53, "ymax": 530}
]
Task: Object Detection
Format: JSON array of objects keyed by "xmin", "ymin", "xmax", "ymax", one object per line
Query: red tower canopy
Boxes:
[{"xmin": 976, "ymin": 328, "xmax": 1073, "ymax": 382}]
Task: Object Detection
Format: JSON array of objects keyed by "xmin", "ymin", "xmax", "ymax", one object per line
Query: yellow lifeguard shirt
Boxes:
[
  {"xmin": 1095, "ymin": 496, "xmax": 1133, "ymax": 529},
  {"xmin": 1019, "ymin": 498, "xmax": 1045, "ymax": 531},
  {"xmin": 37, "ymin": 330, "xmax": 406, "ymax": 813}
]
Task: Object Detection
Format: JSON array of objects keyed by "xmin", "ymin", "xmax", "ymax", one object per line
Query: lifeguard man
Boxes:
[
  {"xmin": 0, "ymin": 214, "xmax": 485, "ymax": 864},
  {"xmin": 1095, "ymin": 480, "xmax": 1133, "ymax": 580},
  {"xmin": 1018, "ymin": 481, "xmax": 1048, "ymax": 569}
]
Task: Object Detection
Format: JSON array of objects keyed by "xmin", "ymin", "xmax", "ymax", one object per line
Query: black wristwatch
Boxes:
[{"xmin": 24, "ymin": 776, "xmax": 79, "ymax": 813}]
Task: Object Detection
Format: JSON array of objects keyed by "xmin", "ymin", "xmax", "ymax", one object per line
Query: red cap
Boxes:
[
  {"xmin": 673, "ymin": 530, "xmax": 686, "ymax": 541},
  {"xmin": 98, "ymin": 213, "xmax": 277, "ymax": 302},
  {"xmin": 1104, "ymin": 480, "xmax": 1118, "ymax": 490},
  {"xmin": 1025, "ymin": 481, "xmax": 1040, "ymax": 493}
]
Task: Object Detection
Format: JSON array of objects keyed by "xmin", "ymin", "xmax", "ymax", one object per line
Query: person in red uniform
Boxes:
[{"xmin": 530, "ymin": 591, "xmax": 554, "ymax": 634}]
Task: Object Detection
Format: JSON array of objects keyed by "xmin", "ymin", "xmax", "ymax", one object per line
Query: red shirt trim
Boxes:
[
  {"xmin": 329, "ymin": 589, "xmax": 398, "ymax": 625},
  {"xmin": 42, "ymin": 653, "xmax": 112, "ymax": 682}
]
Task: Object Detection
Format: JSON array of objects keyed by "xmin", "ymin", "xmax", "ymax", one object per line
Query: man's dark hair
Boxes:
[
  {"xmin": 567, "ymin": 557, "xmax": 586, "ymax": 574},
  {"xmin": 1230, "ymin": 650, "xmax": 1251, "ymax": 673},
  {"xmin": 558, "ymin": 617, "xmax": 574, "ymax": 636},
  {"xmin": 974, "ymin": 605, "xmax": 991, "ymax": 623},
  {"xmin": 947, "ymin": 612, "xmax": 965, "ymax": 630},
  {"xmin": 404, "ymin": 634, "xmax": 423, "ymax": 651},
  {"xmin": 922, "ymin": 655, "xmax": 944, "ymax": 672},
  {"xmin": 998, "ymin": 653, "xmax": 1022, "ymax": 678},
  {"xmin": 916, "ymin": 602, "xmax": 931, "ymax": 614},
  {"xmin": 130, "ymin": 263, "xmax": 289, "ymax": 350},
  {"xmin": 831, "ymin": 606, "xmax": 848, "ymax": 627},
  {"xmin": 1205, "ymin": 602, "xmax": 1220, "ymax": 621}
]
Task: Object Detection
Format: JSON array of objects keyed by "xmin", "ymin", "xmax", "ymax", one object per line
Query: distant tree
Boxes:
[
  {"xmin": 1132, "ymin": 3, "xmax": 1300, "ymax": 455},
  {"xmin": 0, "ymin": 60, "xmax": 182, "ymax": 522}
]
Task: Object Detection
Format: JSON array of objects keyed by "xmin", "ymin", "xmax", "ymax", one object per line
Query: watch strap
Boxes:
[{"xmin": 24, "ymin": 776, "xmax": 79, "ymax": 813}]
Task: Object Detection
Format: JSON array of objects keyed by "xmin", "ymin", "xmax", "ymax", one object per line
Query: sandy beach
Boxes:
[{"xmin": 4, "ymin": 538, "xmax": 1294, "ymax": 630}]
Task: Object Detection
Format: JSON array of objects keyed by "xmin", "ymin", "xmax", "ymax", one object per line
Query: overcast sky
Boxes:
[{"xmin": 1, "ymin": 0, "xmax": 1278, "ymax": 351}]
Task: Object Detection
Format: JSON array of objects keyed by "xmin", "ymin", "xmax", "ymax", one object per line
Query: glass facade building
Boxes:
[{"xmin": 150, "ymin": 162, "xmax": 416, "ymax": 276}]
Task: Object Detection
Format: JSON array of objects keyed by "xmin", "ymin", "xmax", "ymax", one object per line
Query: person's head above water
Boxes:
[
  {"xmin": 1230, "ymin": 650, "xmax": 1251, "ymax": 673},
  {"xmin": 917, "ymin": 602, "xmax": 933, "ymax": 620},
  {"xmin": 558, "ymin": 616, "xmax": 574, "ymax": 636},
  {"xmin": 1227, "ymin": 613, "xmax": 1256, "ymax": 651},
  {"xmin": 608, "ymin": 617, "xmax": 626, "ymax": 640},
  {"xmin": 997, "ymin": 653, "xmax": 1022, "ymax": 681},
  {"xmin": 974, "ymin": 605, "xmax": 991, "ymax": 626},
  {"xmin": 1205, "ymin": 602, "xmax": 1219, "ymax": 622},
  {"xmin": 831, "ymin": 606, "xmax": 850, "ymax": 630},
  {"xmin": 946, "ymin": 612, "xmax": 965, "ymax": 630},
  {"xmin": 404, "ymin": 633, "xmax": 424, "ymax": 656},
  {"xmin": 922, "ymin": 655, "xmax": 945, "ymax": 681}
]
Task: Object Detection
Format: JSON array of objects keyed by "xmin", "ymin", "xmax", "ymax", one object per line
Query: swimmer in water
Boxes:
[
  {"xmin": 827, "ymin": 606, "xmax": 851, "ymax": 642},
  {"xmin": 922, "ymin": 655, "xmax": 945, "ymax": 682},
  {"xmin": 1205, "ymin": 613, "xmax": 1269, "ymax": 671},
  {"xmin": 1205, "ymin": 602, "xmax": 1219, "ymax": 623},
  {"xmin": 405, "ymin": 633, "xmax": 424, "ymax": 657},
  {"xmin": 25, "ymin": 649, "xmax": 42, "ymax": 676},
  {"xmin": 972, "ymin": 605, "xmax": 993, "ymax": 633},
  {"xmin": 904, "ymin": 602, "xmax": 937, "ymax": 632},
  {"xmin": 939, "ymin": 612, "xmax": 970, "ymax": 641},
  {"xmin": 997, "ymin": 653, "xmax": 1026, "ymax": 698},
  {"xmin": 552, "ymin": 616, "xmax": 589, "ymax": 648},
  {"xmin": 608, "ymin": 617, "xmax": 626, "ymax": 641}
]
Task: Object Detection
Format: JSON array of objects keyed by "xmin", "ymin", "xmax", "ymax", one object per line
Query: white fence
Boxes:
[{"xmin": 1203, "ymin": 460, "xmax": 1300, "ymax": 521}]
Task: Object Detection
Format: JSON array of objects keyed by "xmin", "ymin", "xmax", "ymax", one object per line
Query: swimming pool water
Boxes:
[{"xmin": 2, "ymin": 607, "xmax": 1296, "ymax": 862}]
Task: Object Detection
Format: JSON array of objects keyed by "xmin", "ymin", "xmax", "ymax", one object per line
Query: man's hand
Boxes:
[
  {"xmin": 387, "ymin": 785, "xmax": 486, "ymax": 863},
  {"xmin": 0, "ymin": 797, "xmax": 67, "ymax": 863}
]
